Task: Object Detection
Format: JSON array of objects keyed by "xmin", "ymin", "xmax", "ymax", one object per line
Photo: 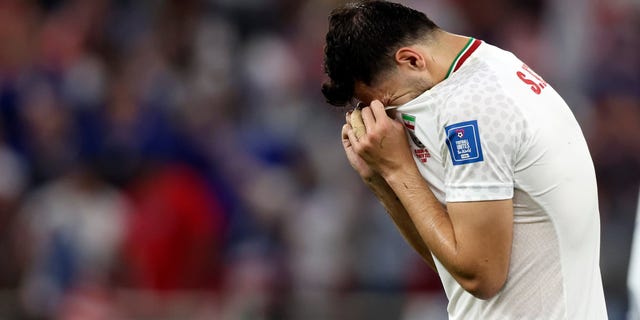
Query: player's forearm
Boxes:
[
  {"xmin": 363, "ymin": 174, "xmax": 436, "ymax": 271},
  {"xmin": 381, "ymin": 168, "xmax": 485, "ymax": 293}
]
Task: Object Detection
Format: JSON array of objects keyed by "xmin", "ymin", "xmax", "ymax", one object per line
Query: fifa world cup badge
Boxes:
[{"xmin": 445, "ymin": 120, "xmax": 484, "ymax": 165}]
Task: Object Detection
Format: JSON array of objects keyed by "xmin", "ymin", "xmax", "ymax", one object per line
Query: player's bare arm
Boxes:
[
  {"xmin": 342, "ymin": 113, "xmax": 436, "ymax": 271},
  {"xmin": 346, "ymin": 100, "xmax": 513, "ymax": 299}
]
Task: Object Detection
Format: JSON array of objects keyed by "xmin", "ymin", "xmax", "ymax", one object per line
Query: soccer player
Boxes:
[{"xmin": 321, "ymin": 1, "xmax": 608, "ymax": 319}]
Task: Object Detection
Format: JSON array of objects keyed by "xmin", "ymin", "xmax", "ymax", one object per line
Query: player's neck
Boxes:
[{"xmin": 427, "ymin": 31, "xmax": 474, "ymax": 84}]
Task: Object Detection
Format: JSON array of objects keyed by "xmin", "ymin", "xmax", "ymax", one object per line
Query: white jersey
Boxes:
[{"xmin": 394, "ymin": 38, "xmax": 607, "ymax": 319}]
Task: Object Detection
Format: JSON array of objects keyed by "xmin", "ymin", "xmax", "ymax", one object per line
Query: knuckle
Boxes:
[
  {"xmin": 359, "ymin": 136, "xmax": 370, "ymax": 147},
  {"xmin": 366, "ymin": 131, "xmax": 377, "ymax": 140},
  {"xmin": 377, "ymin": 123, "xmax": 390, "ymax": 133},
  {"xmin": 359, "ymin": 137, "xmax": 373, "ymax": 150}
]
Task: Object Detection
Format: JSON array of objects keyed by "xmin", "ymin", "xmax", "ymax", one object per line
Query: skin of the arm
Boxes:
[
  {"xmin": 343, "ymin": 100, "xmax": 513, "ymax": 299},
  {"xmin": 342, "ymin": 116, "xmax": 436, "ymax": 270},
  {"xmin": 365, "ymin": 174, "xmax": 438, "ymax": 271}
]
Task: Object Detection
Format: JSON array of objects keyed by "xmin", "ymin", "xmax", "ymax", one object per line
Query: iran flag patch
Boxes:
[{"xmin": 401, "ymin": 113, "xmax": 430, "ymax": 163}]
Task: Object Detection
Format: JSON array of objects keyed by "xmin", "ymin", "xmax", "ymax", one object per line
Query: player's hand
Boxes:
[
  {"xmin": 342, "ymin": 112, "xmax": 376, "ymax": 179},
  {"xmin": 345, "ymin": 100, "xmax": 415, "ymax": 179}
]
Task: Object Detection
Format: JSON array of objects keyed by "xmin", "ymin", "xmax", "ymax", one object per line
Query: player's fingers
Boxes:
[
  {"xmin": 361, "ymin": 106, "xmax": 376, "ymax": 128},
  {"xmin": 345, "ymin": 124, "xmax": 360, "ymax": 147},
  {"xmin": 350, "ymin": 109, "xmax": 367, "ymax": 139},
  {"xmin": 341, "ymin": 123, "xmax": 351, "ymax": 141},
  {"xmin": 342, "ymin": 124, "xmax": 361, "ymax": 153},
  {"xmin": 370, "ymin": 100, "xmax": 388, "ymax": 121}
]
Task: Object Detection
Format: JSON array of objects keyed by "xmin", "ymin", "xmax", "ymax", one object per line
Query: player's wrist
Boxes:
[
  {"xmin": 362, "ymin": 173, "xmax": 385, "ymax": 187},
  {"xmin": 381, "ymin": 165, "xmax": 422, "ymax": 190},
  {"xmin": 380, "ymin": 161, "xmax": 418, "ymax": 181}
]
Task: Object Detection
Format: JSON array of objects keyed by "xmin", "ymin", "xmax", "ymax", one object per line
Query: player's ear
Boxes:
[{"xmin": 395, "ymin": 47, "xmax": 426, "ymax": 71}]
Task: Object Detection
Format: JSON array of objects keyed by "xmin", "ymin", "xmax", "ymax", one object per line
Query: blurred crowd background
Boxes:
[{"xmin": 0, "ymin": 0, "xmax": 638, "ymax": 319}]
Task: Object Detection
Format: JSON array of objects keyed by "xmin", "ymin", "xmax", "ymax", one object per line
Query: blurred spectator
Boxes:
[
  {"xmin": 19, "ymin": 79, "xmax": 76, "ymax": 185},
  {"xmin": 123, "ymin": 164, "xmax": 226, "ymax": 292},
  {"xmin": 18, "ymin": 164, "xmax": 127, "ymax": 318},
  {"xmin": 0, "ymin": 131, "xmax": 28, "ymax": 291}
]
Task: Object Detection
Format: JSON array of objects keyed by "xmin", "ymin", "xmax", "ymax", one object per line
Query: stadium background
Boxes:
[{"xmin": 0, "ymin": 0, "xmax": 638, "ymax": 319}]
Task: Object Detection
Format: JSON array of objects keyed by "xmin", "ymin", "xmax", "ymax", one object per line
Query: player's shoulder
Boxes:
[
  {"xmin": 434, "ymin": 52, "xmax": 530, "ymax": 153},
  {"xmin": 438, "ymin": 76, "xmax": 521, "ymax": 128}
]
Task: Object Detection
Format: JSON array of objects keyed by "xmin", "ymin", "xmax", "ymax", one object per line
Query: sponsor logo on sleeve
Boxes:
[{"xmin": 445, "ymin": 120, "xmax": 484, "ymax": 165}]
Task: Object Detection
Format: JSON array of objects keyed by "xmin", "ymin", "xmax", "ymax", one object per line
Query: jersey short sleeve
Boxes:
[{"xmin": 441, "ymin": 92, "xmax": 523, "ymax": 203}]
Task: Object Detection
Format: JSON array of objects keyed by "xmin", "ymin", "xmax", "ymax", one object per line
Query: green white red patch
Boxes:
[{"xmin": 401, "ymin": 113, "xmax": 430, "ymax": 163}]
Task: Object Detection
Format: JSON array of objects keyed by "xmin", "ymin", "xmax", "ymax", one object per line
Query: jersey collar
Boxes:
[{"xmin": 444, "ymin": 38, "xmax": 482, "ymax": 80}]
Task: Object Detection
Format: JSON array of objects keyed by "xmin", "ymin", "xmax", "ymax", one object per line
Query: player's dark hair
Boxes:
[{"xmin": 321, "ymin": 1, "xmax": 438, "ymax": 106}]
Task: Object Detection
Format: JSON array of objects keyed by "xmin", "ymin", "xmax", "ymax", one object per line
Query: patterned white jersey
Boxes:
[{"xmin": 394, "ymin": 38, "xmax": 607, "ymax": 319}]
